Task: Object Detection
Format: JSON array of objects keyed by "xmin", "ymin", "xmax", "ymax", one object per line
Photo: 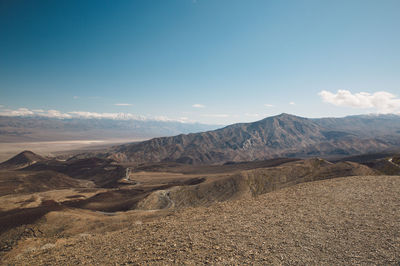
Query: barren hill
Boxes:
[
  {"xmin": 0, "ymin": 151, "xmax": 126, "ymax": 197},
  {"xmin": 0, "ymin": 150, "xmax": 45, "ymax": 170},
  {"xmin": 23, "ymin": 157, "xmax": 125, "ymax": 188},
  {"xmin": 136, "ymin": 158, "xmax": 377, "ymax": 210},
  {"xmin": 107, "ymin": 113, "xmax": 400, "ymax": 164}
]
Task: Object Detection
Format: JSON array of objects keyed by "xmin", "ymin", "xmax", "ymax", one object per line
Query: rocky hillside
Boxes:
[
  {"xmin": 0, "ymin": 151, "xmax": 126, "ymax": 196},
  {"xmin": 4, "ymin": 175, "xmax": 399, "ymax": 265},
  {"xmin": 0, "ymin": 150, "xmax": 45, "ymax": 170},
  {"xmin": 314, "ymin": 114, "xmax": 400, "ymax": 137},
  {"xmin": 107, "ymin": 113, "xmax": 400, "ymax": 164},
  {"xmin": 137, "ymin": 158, "xmax": 377, "ymax": 210}
]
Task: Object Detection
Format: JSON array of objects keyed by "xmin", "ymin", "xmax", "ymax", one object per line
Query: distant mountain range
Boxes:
[
  {"xmin": 0, "ymin": 116, "xmax": 220, "ymax": 142},
  {"xmin": 105, "ymin": 113, "xmax": 400, "ymax": 164}
]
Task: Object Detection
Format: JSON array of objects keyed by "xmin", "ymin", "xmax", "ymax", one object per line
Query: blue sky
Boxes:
[{"xmin": 1, "ymin": 0, "xmax": 400, "ymax": 124}]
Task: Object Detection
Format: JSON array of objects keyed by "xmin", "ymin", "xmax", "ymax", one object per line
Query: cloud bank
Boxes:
[
  {"xmin": 0, "ymin": 107, "xmax": 181, "ymax": 121},
  {"xmin": 192, "ymin": 104, "xmax": 205, "ymax": 108},
  {"xmin": 201, "ymin": 114, "xmax": 229, "ymax": 118},
  {"xmin": 114, "ymin": 103, "xmax": 132, "ymax": 106},
  {"xmin": 319, "ymin": 90, "xmax": 400, "ymax": 113}
]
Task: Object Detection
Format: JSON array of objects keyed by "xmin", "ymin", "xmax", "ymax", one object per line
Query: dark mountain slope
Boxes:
[
  {"xmin": 108, "ymin": 114, "xmax": 323, "ymax": 164},
  {"xmin": 0, "ymin": 170, "xmax": 93, "ymax": 197},
  {"xmin": 23, "ymin": 157, "xmax": 125, "ymax": 188},
  {"xmin": 0, "ymin": 151, "xmax": 45, "ymax": 169},
  {"xmin": 107, "ymin": 113, "xmax": 400, "ymax": 164},
  {"xmin": 314, "ymin": 114, "xmax": 400, "ymax": 137}
]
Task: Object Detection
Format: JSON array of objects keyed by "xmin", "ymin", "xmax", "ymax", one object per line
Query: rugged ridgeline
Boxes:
[
  {"xmin": 136, "ymin": 158, "xmax": 377, "ymax": 210},
  {"xmin": 106, "ymin": 113, "xmax": 400, "ymax": 164}
]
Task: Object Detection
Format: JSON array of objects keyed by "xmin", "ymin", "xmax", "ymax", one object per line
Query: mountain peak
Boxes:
[
  {"xmin": 255, "ymin": 113, "xmax": 308, "ymax": 124},
  {"xmin": 101, "ymin": 113, "xmax": 400, "ymax": 165},
  {"xmin": 277, "ymin": 112, "xmax": 291, "ymax": 116},
  {"xmin": 274, "ymin": 113, "xmax": 303, "ymax": 119},
  {"xmin": 110, "ymin": 113, "xmax": 326, "ymax": 164}
]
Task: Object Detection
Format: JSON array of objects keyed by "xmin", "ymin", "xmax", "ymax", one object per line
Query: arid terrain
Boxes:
[
  {"xmin": 0, "ymin": 148, "xmax": 399, "ymax": 264},
  {"xmin": 3, "ymin": 0, "xmax": 400, "ymax": 263},
  {"xmin": 2, "ymin": 175, "xmax": 399, "ymax": 265},
  {"xmin": 1, "ymin": 114, "xmax": 400, "ymax": 264},
  {"xmin": 0, "ymin": 139, "xmax": 141, "ymax": 162}
]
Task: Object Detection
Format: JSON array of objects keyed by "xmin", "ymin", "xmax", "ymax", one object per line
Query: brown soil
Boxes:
[
  {"xmin": 0, "ymin": 158, "xmax": 377, "ymax": 232},
  {"xmin": 137, "ymin": 159, "xmax": 377, "ymax": 210},
  {"xmin": 2, "ymin": 175, "xmax": 399, "ymax": 265},
  {"xmin": 0, "ymin": 170, "xmax": 94, "ymax": 197},
  {"xmin": 129, "ymin": 157, "xmax": 300, "ymax": 175}
]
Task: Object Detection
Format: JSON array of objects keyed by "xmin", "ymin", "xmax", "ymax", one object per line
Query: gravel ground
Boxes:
[{"xmin": 4, "ymin": 175, "xmax": 400, "ymax": 265}]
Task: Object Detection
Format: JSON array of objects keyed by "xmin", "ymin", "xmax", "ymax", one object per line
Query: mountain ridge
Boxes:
[
  {"xmin": 105, "ymin": 113, "xmax": 400, "ymax": 164},
  {"xmin": 0, "ymin": 116, "xmax": 220, "ymax": 142}
]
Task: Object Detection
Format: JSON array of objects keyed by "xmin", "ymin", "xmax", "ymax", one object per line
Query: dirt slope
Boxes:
[
  {"xmin": 137, "ymin": 159, "xmax": 377, "ymax": 210},
  {"xmin": 0, "ymin": 170, "xmax": 94, "ymax": 197},
  {"xmin": 3, "ymin": 175, "xmax": 399, "ymax": 265}
]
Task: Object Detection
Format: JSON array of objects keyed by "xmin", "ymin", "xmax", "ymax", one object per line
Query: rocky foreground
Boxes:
[{"xmin": 3, "ymin": 175, "xmax": 400, "ymax": 265}]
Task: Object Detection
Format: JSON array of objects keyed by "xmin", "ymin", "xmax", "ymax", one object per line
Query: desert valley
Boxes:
[
  {"xmin": 0, "ymin": 113, "xmax": 399, "ymax": 264},
  {"xmin": 2, "ymin": 1, "xmax": 400, "ymax": 264}
]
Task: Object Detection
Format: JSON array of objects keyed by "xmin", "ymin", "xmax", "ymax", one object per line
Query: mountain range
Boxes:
[
  {"xmin": 0, "ymin": 116, "xmax": 219, "ymax": 142},
  {"xmin": 105, "ymin": 113, "xmax": 400, "ymax": 164}
]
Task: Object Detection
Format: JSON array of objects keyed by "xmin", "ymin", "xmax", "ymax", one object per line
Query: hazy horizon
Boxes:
[
  {"xmin": 1, "ymin": 110, "xmax": 400, "ymax": 127},
  {"xmin": 1, "ymin": 0, "xmax": 400, "ymax": 124}
]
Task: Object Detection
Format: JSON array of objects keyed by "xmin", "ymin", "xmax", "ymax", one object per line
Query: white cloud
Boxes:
[
  {"xmin": 264, "ymin": 104, "xmax": 274, "ymax": 107},
  {"xmin": 0, "ymin": 108, "xmax": 35, "ymax": 116},
  {"xmin": 68, "ymin": 111, "xmax": 140, "ymax": 120},
  {"xmin": 47, "ymin": 110, "xmax": 72, "ymax": 118},
  {"xmin": 179, "ymin": 116, "xmax": 189, "ymax": 122},
  {"xmin": 289, "ymin": 102, "xmax": 295, "ymax": 105},
  {"xmin": 201, "ymin": 114, "xmax": 229, "ymax": 118},
  {"xmin": 319, "ymin": 89, "xmax": 400, "ymax": 113},
  {"xmin": 0, "ymin": 107, "xmax": 189, "ymax": 122},
  {"xmin": 151, "ymin": 115, "xmax": 177, "ymax": 122},
  {"xmin": 73, "ymin": 96, "xmax": 79, "ymax": 99},
  {"xmin": 0, "ymin": 108, "xmax": 73, "ymax": 118},
  {"xmin": 114, "ymin": 103, "xmax": 132, "ymax": 106},
  {"xmin": 245, "ymin": 113, "xmax": 260, "ymax": 117},
  {"xmin": 192, "ymin": 104, "xmax": 205, "ymax": 108}
]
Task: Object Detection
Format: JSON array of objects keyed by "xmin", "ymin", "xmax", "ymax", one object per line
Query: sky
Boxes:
[{"xmin": 1, "ymin": 0, "xmax": 400, "ymax": 125}]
